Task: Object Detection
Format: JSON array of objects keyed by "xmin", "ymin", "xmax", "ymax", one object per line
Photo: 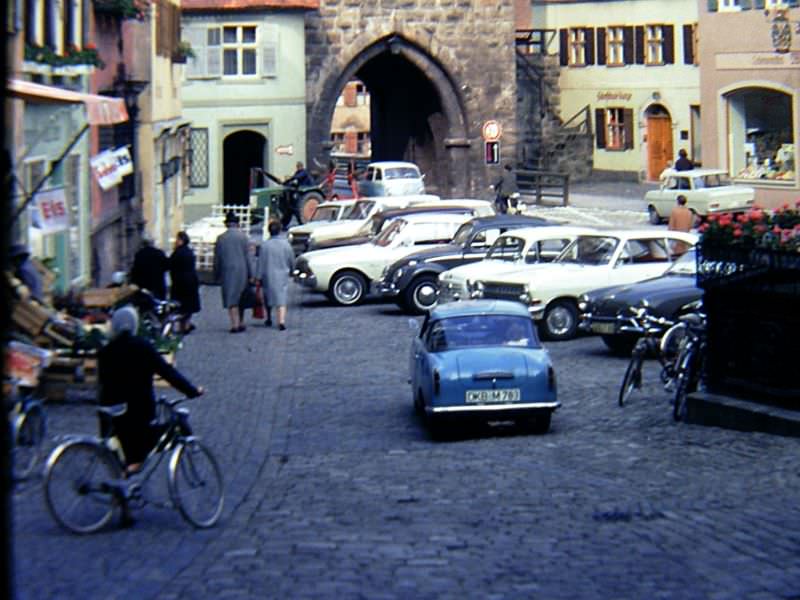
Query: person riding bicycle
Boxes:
[
  {"xmin": 98, "ymin": 305, "xmax": 203, "ymax": 474},
  {"xmin": 493, "ymin": 163, "xmax": 519, "ymax": 214}
]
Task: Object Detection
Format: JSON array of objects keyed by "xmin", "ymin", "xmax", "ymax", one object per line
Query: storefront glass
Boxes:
[{"xmin": 728, "ymin": 87, "xmax": 795, "ymax": 183}]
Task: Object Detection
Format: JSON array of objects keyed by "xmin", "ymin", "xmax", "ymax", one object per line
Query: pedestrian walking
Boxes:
[
  {"xmin": 493, "ymin": 163, "xmax": 518, "ymax": 214},
  {"xmin": 668, "ymin": 195, "xmax": 695, "ymax": 255},
  {"xmin": 213, "ymin": 211, "xmax": 252, "ymax": 333},
  {"xmin": 130, "ymin": 237, "xmax": 169, "ymax": 299},
  {"xmin": 169, "ymin": 231, "xmax": 201, "ymax": 334},
  {"xmin": 257, "ymin": 219, "xmax": 295, "ymax": 331},
  {"xmin": 674, "ymin": 149, "xmax": 694, "ymax": 172},
  {"xmin": 10, "ymin": 243, "xmax": 44, "ymax": 303}
]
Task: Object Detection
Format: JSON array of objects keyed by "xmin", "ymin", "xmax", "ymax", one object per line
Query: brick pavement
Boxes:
[{"xmin": 11, "ymin": 281, "xmax": 800, "ymax": 599}]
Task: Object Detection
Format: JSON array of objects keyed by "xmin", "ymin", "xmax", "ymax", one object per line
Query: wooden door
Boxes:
[{"xmin": 647, "ymin": 116, "xmax": 673, "ymax": 181}]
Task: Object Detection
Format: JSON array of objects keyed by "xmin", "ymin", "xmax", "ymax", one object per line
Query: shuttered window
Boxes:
[
  {"xmin": 683, "ymin": 24, "xmax": 698, "ymax": 65},
  {"xmin": 606, "ymin": 26, "xmax": 625, "ymax": 66},
  {"xmin": 559, "ymin": 28, "xmax": 595, "ymax": 66},
  {"xmin": 184, "ymin": 22, "xmax": 277, "ymax": 79},
  {"xmin": 595, "ymin": 108, "xmax": 634, "ymax": 151}
]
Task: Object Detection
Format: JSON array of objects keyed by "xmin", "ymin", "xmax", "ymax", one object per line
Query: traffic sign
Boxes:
[{"xmin": 482, "ymin": 120, "xmax": 502, "ymax": 142}]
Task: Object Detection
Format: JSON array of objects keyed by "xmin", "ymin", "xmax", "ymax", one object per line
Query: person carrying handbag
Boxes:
[{"xmin": 257, "ymin": 219, "xmax": 295, "ymax": 330}]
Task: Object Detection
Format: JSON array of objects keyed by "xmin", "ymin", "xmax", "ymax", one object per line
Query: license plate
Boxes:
[
  {"xmin": 465, "ymin": 388, "xmax": 521, "ymax": 404},
  {"xmin": 591, "ymin": 322, "xmax": 617, "ymax": 335}
]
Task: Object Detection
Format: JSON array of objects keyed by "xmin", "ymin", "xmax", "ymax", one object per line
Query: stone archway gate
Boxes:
[{"xmin": 305, "ymin": 0, "xmax": 517, "ymax": 197}]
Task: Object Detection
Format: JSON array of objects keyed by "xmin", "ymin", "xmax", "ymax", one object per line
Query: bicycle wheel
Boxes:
[
  {"xmin": 618, "ymin": 354, "xmax": 643, "ymax": 407},
  {"xmin": 169, "ymin": 440, "xmax": 224, "ymax": 528},
  {"xmin": 673, "ymin": 350, "xmax": 695, "ymax": 422},
  {"xmin": 13, "ymin": 401, "xmax": 46, "ymax": 481},
  {"xmin": 44, "ymin": 441, "xmax": 122, "ymax": 534}
]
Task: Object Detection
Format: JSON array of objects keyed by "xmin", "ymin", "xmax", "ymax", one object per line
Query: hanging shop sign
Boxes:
[
  {"xmin": 90, "ymin": 146, "xmax": 133, "ymax": 190},
  {"xmin": 32, "ymin": 188, "xmax": 69, "ymax": 234}
]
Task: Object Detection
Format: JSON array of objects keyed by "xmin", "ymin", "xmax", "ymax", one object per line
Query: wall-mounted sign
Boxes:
[
  {"xmin": 482, "ymin": 120, "xmax": 502, "ymax": 142},
  {"xmin": 597, "ymin": 91, "xmax": 633, "ymax": 102},
  {"xmin": 275, "ymin": 144, "xmax": 294, "ymax": 156},
  {"xmin": 90, "ymin": 146, "xmax": 133, "ymax": 190},
  {"xmin": 716, "ymin": 51, "xmax": 800, "ymax": 70},
  {"xmin": 32, "ymin": 188, "xmax": 68, "ymax": 234},
  {"xmin": 484, "ymin": 141, "xmax": 500, "ymax": 165}
]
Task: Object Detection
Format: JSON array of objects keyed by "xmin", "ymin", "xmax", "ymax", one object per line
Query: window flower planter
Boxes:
[{"xmin": 92, "ymin": 0, "xmax": 148, "ymax": 20}]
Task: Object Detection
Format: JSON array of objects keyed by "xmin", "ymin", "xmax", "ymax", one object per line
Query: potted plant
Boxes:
[{"xmin": 172, "ymin": 41, "xmax": 195, "ymax": 64}]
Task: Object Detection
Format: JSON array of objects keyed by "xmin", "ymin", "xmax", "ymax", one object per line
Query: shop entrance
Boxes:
[
  {"xmin": 646, "ymin": 105, "xmax": 673, "ymax": 180},
  {"xmin": 223, "ymin": 131, "xmax": 266, "ymax": 205}
]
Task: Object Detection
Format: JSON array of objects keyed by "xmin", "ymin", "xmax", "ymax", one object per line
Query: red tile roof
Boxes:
[{"xmin": 182, "ymin": 0, "xmax": 318, "ymax": 11}]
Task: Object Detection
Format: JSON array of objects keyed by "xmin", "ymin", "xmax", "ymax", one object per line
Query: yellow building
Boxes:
[{"xmin": 530, "ymin": 0, "xmax": 700, "ymax": 180}]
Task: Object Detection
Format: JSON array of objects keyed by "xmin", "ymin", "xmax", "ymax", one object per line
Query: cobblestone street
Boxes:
[{"xmin": 12, "ymin": 281, "xmax": 800, "ymax": 599}]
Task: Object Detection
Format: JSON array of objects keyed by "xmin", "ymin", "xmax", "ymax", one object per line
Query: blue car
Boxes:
[{"xmin": 409, "ymin": 300, "xmax": 559, "ymax": 436}]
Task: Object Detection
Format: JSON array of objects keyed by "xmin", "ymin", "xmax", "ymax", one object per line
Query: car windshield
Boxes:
[
  {"xmin": 666, "ymin": 249, "xmax": 697, "ymax": 275},
  {"xmin": 347, "ymin": 200, "xmax": 375, "ymax": 220},
  {"xmin": 373, "ymin": 218, "xmax": 407, "ymax": 247},
  {"xmin": 309, "ymin": 206, "xmax": 340, "ymax": 222},
  {"xmin": 451, "ymin": 222, "xmax": 475, "ymax": 246},
  {"xmin": 556, "ymin": 236, "xmax": 620, "ymax": 265},
  {"xmin": 486, "ymin": 236, "xmax": 525, "ymax": 261},
  {"xmin": 427, "ymin": 315, "xmax": 540, "ymax": 351},
  {"xmin": 384, "ymin": 167, "xmax": 420, "ymax": 180}
]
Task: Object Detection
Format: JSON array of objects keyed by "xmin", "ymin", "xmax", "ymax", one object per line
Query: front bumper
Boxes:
[
  {"xmin": 293, "ymin": 269, "xmax": 318, "ymax": 289},
  {"xmin": 373, "ymin": 280, "xmax": 400, "ymax": 297}
]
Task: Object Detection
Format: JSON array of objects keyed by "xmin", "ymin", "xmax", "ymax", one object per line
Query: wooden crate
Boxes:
[
  {"xmin": 81, "ymin": 284, "xmax": 139, "ymax": 308},
  {"xmin": 11, "ymin": 298, "xmax": 51, "ymax": 336}
]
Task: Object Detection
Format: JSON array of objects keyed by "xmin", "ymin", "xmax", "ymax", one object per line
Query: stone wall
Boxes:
[{"xmin": 304, "ymin": 0, "xmax": 518, "ymax": 198}]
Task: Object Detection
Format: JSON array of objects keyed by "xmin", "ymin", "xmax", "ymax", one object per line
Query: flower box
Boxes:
[
  {"xmin": 52, "ymin": 64, "xmax": 93, "ymax": 77},
  {"xmin": 22, "ymin": 61, "xmax": 51, "ymax": 75}
]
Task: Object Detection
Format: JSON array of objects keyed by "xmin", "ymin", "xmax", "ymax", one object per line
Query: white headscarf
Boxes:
[{"xmin": 111, "ymin": 305, "xmax": 139, "ymax": 338}]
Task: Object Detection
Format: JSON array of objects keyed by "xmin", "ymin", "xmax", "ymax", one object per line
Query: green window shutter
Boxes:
[
  {"xmin": 622, "ymin": 26, "xmax": 634, "ymax": 64},
  {"xmin": 559, "ymin": 28, "xmax": 568, "ymax": 66},
  {"xmin": 707, "ymin": 0, "xmax": 718, "ymax": 11},
  {"xmin": 207, "ymin": 26, "xmax": 222, "ymax": 77},
  {"xmin": 585, "ymin": 28, "xmax": 595, "ymax": 65},
  {"xmin": 184, "ymin": 24, "xmax": 206, "ymax": 79},
  {"xmin": 754, "ymin": 0, "xmax": 765, "ymax": 8},
  {"xmin": 261, "ymin": 24, "xmax": 278, "ymax": 78},
  {"xmin": 634, "ymin": 26, "xmax": 645, "ymax": 65},
  {"xmin": 787, "ymin": 0, "xmax": 799, "ymax": 8},
  {"xmin": 740, "ymin": 0, "xmax": 752, "ymax": 9}
]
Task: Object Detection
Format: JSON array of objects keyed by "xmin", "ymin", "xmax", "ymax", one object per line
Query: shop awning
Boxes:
[{"xmin": 7, "ymin": 79, "xmax": 129, "ymax": 125}]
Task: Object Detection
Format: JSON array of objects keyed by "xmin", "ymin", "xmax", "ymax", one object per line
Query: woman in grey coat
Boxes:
[
  {"xmin": 257, "ymin": 219, "xmax": 295, "ymax": 330},
  {"xmin": 213, "ymin": 212, "xmax": 252, "ymax": 332}
]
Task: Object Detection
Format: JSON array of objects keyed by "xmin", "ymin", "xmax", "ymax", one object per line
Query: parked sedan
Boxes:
[
  {"xmin": 577, "ymin": 248, "xmax": 702, "ymax": 355},
  {"xmin": 471, "ymin": 229, "xmax": 698, "ymax": 341},
  {"xmin": 410, "ymin": 300, "xmax": 559, "ymax": 436},
  {"xmin": 376, "ymin": 214, "xmax": 552, "ymax": 314},
  {"xmin": 437, "ymin": 225, "xmax": 597, "ymax": 305},
  {"xmin": 294, "ymin": 212, "xmax": 473, "ymax": 306},
  {"xmin": 645, "ymin": 168, "xmax": 755, "ymax": 224},
  {"xmin": 307, "ymin": 200, "xmax": 495, "ymax": 253},
  {"xmin": 286, "ymin": 199, "xmax": 359, "ymax": 254}
]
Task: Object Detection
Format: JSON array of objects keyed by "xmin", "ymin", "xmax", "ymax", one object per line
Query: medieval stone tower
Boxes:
[{"xmin": 304, "ymin": 0, "xmax": 517, "ymax": 198}]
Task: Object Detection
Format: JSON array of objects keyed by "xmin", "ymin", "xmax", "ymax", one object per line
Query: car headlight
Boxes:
[{"xmin": 577, "ymin": 294, "xmax": 590, "ymax": 313}]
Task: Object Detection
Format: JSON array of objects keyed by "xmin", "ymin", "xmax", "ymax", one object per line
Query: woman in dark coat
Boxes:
[{"xmin": 169, "ymin": 231, "xmax": 201, "ymax": 333}]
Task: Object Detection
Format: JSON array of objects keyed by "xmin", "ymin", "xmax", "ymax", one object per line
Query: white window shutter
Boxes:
[
  {"xmin": 184, "ymin": 25, "xmax": 206, "ymax": 79},
  {"xmin": 261, "ymin": 24, "xmax": 278, "ymax": 78},
  {"xmin": 207, "ymin": 26, "xmax": 222, "ymax": 77}
]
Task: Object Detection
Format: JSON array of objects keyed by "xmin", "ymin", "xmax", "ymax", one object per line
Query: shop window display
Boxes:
[{"xmin": 728, "ymin": 88, "xmax": 795, "ymax": 183}]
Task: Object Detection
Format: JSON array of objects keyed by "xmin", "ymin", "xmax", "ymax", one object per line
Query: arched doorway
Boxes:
[
  {"xmin": 223, "ymin": 131, "xmax": 266, "ymax": 205},
  {"xmin": 311, "ymin": 35, "xmax": 469, "ymax": 197},
  {"xmin": 645, "ymin": 104, "xmax": 673, "ymax": 181}
]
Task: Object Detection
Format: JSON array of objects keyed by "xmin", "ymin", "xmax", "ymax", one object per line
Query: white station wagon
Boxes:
[
  {"xmin": 645, "ymin": 168, "xmax": 755, "ymax": 225},
  {"xmin": 294, "ymin": 212, "xmax": 474, "ymax": 306},
  {"xmin": 437, "ymin": 225, "xmax": 597, "ymax": 305},
  {"xmin": 470, "ymin": 229, "xmax": 699, "ymax": 340}
]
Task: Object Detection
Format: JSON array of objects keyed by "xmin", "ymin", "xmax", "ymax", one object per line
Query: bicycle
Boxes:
[
  {"xmin": 4, "ymin": 341, "xmax": 52, "ymax": 481},
  {"xmin": 672, "ymin": 308, "xmax": 707, "ymax": 422},
  {"xmin": 617, "ymin": 302, "xmax": 687, "ymax": 407},
  {"xmin": 43, "ymin": 396, "xmax": 224, "ymax": 534}
]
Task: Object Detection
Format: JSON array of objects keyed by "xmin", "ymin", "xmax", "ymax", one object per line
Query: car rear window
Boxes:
[
  {"xmin": 384, "ymin": 167, "xmax": 421, "ymax": 180},
  {"xmin": 426, "ymin": 315, "xmax": 540, "ymax": 351}
]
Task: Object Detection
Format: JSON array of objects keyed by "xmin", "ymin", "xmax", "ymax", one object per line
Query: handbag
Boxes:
[
  {"xmin": 238, "ymin": 284, "xmax": 257, "ymax": 310},
  {"xmin": 253, "ymin": 281, "xmax": 266, "ymax": 319}
]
